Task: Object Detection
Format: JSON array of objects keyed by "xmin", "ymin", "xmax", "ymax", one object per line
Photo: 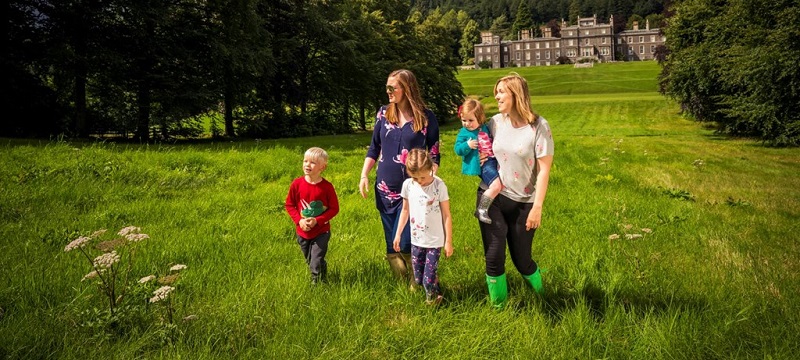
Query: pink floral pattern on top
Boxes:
[{"xmin": 377, "ymin": 181, "xmax": 401, "ymax": 202}]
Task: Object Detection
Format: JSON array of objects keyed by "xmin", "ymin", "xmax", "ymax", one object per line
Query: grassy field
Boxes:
[{"xmin": 1, "ymin": 61, "xmax": 799, "ymax": 359}]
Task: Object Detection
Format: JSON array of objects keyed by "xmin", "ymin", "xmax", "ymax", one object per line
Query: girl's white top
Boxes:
[
  {"xmin": 400, "ymin": 176, "xmax": 449, "ymax": 248},
  {"xmin": 488, "ymin": 113, "xmax": 554, "ymax": 203}
]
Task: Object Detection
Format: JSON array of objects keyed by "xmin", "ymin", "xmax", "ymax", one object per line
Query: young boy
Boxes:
[{"xmin": 285, "ymin": 147, "xmax": 340, "ymax": 284}]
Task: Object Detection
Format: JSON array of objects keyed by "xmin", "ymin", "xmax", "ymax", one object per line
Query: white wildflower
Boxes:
[
  {"xmin": 90, "ymin": 229, "xmax": 107, "ymax": 238},
  {"xmin": 625, "ymin": 234, "xmax": 643, "ymax": 240},
  {"xmin": 150, "ymin": 286, "xmax": 174, "ymax": 303},
  {"xmin": 118, "ymin": 226, "xmax": 141, "ymax": 236},
  {"xmin": 623, "ymin": 224, "xmax": 633, "ymax": 230},
  {"xmin": 65, "ymin": 236, "xmax": 91, "ymax": 252},
  {"xmin": 125, "ymin": 233, "xmax": 150, "ymax": 242},
  {"xmin": 170, "ymin": 264, "xmax": 187, "ymax": 272},
  {"xmin": 93, "ymin": 251, "xmax": 120, "ymax": 269},
  {"xmin": 139, "ymin": 275, "xmax": 156, "ymax": 284},
  {"xmin": 608, "ymin": 234, "xmax": 620, "ymax": 240},
  {"xmin": 81, "ymin": 270, "xmax": 101, "ymax": 281},
  {"xmin": 183, "ymin": 314, "xmax": 198, "ymax": 322},
  {"xmin": 641, "ymin": 228, "xmax": 652, "ymax": 233}
]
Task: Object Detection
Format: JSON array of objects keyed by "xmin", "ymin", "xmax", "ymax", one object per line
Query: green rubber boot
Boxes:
[
  {"xmin": 486, "ymin": 274, "xmax": 508, "ymax": 309},
  {"xmin": 522, "ymin": 268, "xmax": 544, "ymax": 295}
]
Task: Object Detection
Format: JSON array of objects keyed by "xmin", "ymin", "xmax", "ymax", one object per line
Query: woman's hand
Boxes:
[
  {"xmin": 479, "ymin": 151, "xmax": 488, "ymax": 166},
  {"xmin": 525, "ymin": 205, "xmax": 543, "ymax": 231},
  {"xmin": 359, "ymin": 176, "xmax": 369, "ymax": 198}
]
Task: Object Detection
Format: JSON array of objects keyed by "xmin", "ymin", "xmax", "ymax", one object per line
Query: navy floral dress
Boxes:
[{"xmin": 366, "ymin": 105, "xmax": 440, "ymax": 215}]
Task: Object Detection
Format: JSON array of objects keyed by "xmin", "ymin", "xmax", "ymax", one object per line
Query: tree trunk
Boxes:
[
  {"xmin": 224, "ymin": 85, "xmax": 235, "ymax": 137},
  {"xmin": 136, "ymin": 83, "xmax": 150, "ymax": 141},
  {"xmin": 73, "ymin": 21, "xmax": 88, "ymax": 137}
]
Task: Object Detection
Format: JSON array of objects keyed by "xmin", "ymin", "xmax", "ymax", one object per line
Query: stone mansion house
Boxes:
[{"xmin": 474, "ymin": 15, "xmax": 665, "ymax": 68}]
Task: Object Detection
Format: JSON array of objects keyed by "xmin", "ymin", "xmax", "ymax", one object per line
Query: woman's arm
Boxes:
[
  {"xmin": 526, "ymin": 155, "xmax": 553, "ymax": 231},
  {"xmin": 359, "ymin": 157, "xmax": 376, "ymax": 199},
  {"xmin": 425, "ymin": 110, "xmax": 441, "ymax": 173}
]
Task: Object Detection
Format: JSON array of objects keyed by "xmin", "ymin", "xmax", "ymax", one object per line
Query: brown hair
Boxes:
[
  {"xmin": 386, "ymin": 69, "xmax": 428, "ymax": 132},
  {"xmin": 404, "ymin": 148, "xmax": 434, "ymax": 175},
  {"xmin": 494, "ymin": 73, "xmax": 539, "ymax": 125},
  {"xmin": 460, "ymin": 98, "xmax": 487, "ymax": 125}
]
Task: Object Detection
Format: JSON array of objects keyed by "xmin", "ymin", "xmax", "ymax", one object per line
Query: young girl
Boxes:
[
  {"xmin": 455, "ymin": 99, "xmax": 503, "ymax": 224},
  {"xmin": 392, "ymin": 148, "xmax": 453, "ymax": 305}
]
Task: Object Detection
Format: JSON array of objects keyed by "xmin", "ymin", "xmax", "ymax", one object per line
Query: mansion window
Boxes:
[
  {"xmin": 651, "ymin": 35, "xmax": 656, "ymax": 42},
  {"xmin": 639, "ymin": 36, "xmax": 644, "ymax": 43},
  {"xmin": 526, "ymin": 52, "xmax": 531, "ymax": 60},
  {"xmin": 525, "ymin": 43, "xmax": 530, "ymax": 49},
  {"xmin": 639, "ymin": 45, "xmax": 645, "ymax": 54},
  {"xmin": 651, "ymin": 45, "xmax": 656, "ymax": 53},
  {"xmin": 536, "ymin": 52, "xmax": 540, "ymax": 59},
  {"xmin": 536, "ymin": 43, "xmax": 540, "ymax": 49}
]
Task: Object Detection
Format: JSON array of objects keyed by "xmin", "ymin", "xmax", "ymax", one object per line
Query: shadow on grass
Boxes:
[{"xmin": 521, "ymin": 281, "xmax": 710, "ymax": 325}]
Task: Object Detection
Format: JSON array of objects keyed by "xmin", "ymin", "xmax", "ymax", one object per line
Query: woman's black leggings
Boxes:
[{"xmin": 477, "ymin": 187, "xmax": 539, "ymax": 277}]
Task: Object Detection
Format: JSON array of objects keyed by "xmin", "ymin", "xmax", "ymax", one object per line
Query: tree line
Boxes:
[
  {"xmin": 4, "ymin": 0, "xmax": 467, "ymax": 140},
  {"xmin": 4, "ymin": 0, "xmax": 675, "ymax": 140},
  {"xmin": 659, "ymin": 0, "xmax": 799, "ymax": 146}
]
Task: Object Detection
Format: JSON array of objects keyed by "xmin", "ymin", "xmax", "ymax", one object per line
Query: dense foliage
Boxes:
[
  {"xmin": 4, "ymin": 0, "xmax": 670, "ymax": 140},
  {"xmin": 659, "ymin": 0, "xmax": 800, "ymax": 145},
  {"xmin": 4, "ymin": 0, "xmax": 465, "ymax": 140}
]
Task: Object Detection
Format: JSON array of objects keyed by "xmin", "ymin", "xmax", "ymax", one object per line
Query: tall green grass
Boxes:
[{"xmin": 1, "ymin": 62, "xmax": 798, "ymax": 358}]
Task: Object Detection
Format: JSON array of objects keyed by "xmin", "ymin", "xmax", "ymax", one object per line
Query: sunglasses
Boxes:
[{"xmin": 386, "ymin": 85, "xmax": 399, "ymax": 93}]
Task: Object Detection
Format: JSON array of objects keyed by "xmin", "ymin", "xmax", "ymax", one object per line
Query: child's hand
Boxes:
[
  {"xmin": 307, "ymin": 217, "xmax": 317, "ymax": 228},
  {"xmin": 467, "ymin": 138, "xmax": 478, "ymax": 149},
  {"xmin": 444, "ymin": 241, "xmax": 454, "ymax": 258},
  {"xmin": 392, "ymin": 237, "xmax": 401, "ymax": 252}
]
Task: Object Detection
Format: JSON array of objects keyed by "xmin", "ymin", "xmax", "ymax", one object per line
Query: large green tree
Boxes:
[{"xmin": 660, "ymin": 0, "xmax": 800, "ymax": 145}]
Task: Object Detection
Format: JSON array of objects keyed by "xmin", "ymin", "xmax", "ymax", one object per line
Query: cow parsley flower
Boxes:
[
  {"xmin": 65, "ymin": 236, "xmax": 91, "ymax": 252},
  {"xmin": 150, "ymin": 286, "xmax": 174, "ymax": 303},
  {"xmin": 169, "ymin": 264, "xmax": 187, "ymax": 272}
]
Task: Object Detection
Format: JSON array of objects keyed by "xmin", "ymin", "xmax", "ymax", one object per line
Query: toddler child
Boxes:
[
  {"xmin": 285, "ymin": 147, "xmax": 340, "ymax": 284},
  {"xmin": 393, "ymin": 148, "xmax": 453, "ymax": 305},
  {"xmin": 455, "ymin": 99, "xmax": 502, "ymax": 224}
]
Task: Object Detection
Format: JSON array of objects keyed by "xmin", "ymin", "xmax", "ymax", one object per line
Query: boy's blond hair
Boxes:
[
  {"xmin": 460, "ymin": 98, "xmax": 487, "ymax": 125},
  {"xmin": 304, "ymin": 147, "xmax": 329, "ymax": 164}
]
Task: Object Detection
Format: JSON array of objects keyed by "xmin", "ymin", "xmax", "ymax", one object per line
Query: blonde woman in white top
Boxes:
[{"xmin": 480, "ymin": 73, "xmax": 554, "ymax": 308}]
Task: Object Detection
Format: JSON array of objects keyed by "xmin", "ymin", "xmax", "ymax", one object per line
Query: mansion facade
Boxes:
[{"xmin": 474, "ymin": 15, "xmax": 665, "ymax": 68}]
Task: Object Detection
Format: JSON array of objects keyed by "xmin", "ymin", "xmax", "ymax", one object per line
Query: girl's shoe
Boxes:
[{"xmin": 425, "ymin": 294, "xmax": 444, "ymax": 306}]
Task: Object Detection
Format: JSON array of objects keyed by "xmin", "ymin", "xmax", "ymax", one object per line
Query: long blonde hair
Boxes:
[
  {"xmin": 386, "ymin": 69, "xmax": 428, "ymax": 132},
  {"xmin": 494, "ymin": 73, "xmax": 539, "ymax": 125}
]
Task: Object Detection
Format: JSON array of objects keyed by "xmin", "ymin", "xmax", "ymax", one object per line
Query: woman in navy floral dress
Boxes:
[{"xmin": 359, "ymin": 69, "xmax": 440, "ymax": 281}]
